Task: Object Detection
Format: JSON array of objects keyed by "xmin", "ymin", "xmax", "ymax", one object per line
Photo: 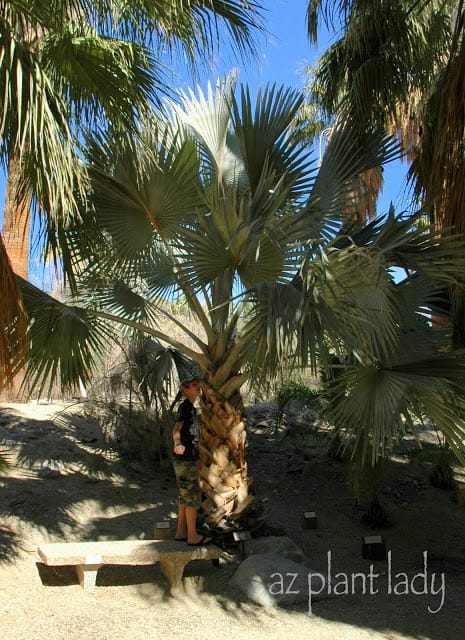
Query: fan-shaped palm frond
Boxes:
[
  {"xmin": 302, "ymin": 117, "xmax": 400, "ymax": 239},
  {"xmin": 169, "ymin": 73, "xmax": 240, "ymax": 181},
  {"xmin": 18, "ymin": 279, "xmax": 111, "ymax": 395},
  {"xmin": 129, "ymin": 336, "xmax": 199, "ymax": 409},
  {"xmin": 326, "ymin": 346, "xmax": 465, "ymax": 465}
]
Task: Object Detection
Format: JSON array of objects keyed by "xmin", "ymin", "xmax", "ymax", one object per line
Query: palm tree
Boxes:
[
  {"xmin": 304, "ymin": 0, "xmax": 465, "ymax": 343},
  {"xmin": 16, "ymin": 76, "xmax": 465, "ymax": 529},
  {"xmin": 0, "ymin": 0, "xmax": 265, "ymax": 388}
]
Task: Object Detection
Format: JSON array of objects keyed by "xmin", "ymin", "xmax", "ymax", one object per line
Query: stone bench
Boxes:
[{"xmin": 37, "ymin": 539, "xmax": 221, "ymax": 593}]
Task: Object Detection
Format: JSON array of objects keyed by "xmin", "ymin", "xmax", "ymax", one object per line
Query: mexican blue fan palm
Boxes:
[{"xmin": 18, "ymin": 75, "xmax": 465, "ymax": 527}]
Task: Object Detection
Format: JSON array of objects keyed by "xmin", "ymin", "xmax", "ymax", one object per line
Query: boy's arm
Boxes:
[{"xmin": 173, "ymin": 421, "xmax": 185, "ymax": 454}]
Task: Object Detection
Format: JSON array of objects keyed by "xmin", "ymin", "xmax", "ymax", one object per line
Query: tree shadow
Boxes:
[
  {"xmin": 0, "ymin": 524, "xmax": 24, "ymax": 561},
  {"xmin": 0, "ymin": 403, "xmax": 176, "ymax": 561},
  {"xmin": 3, "ymin": 401, "xmax": 465, "ymax": 639}
]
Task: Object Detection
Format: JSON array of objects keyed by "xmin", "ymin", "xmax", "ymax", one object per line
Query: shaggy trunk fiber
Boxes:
[
  {"xmin": 198, "ymin": 384, "xmax": 252, "ymax": 529},
  {"xmin": 430, "ymin": 15, "xmax": 465, "ymax": 346}
]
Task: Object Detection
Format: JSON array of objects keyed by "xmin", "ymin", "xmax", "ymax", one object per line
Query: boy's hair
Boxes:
[
  {"xmin": 180, "ymin": 377, "xmax": 200, "ymax": 389},
  {"xmin": 170, "ymin": 378, "xmax": 201, "ymax": 411}
]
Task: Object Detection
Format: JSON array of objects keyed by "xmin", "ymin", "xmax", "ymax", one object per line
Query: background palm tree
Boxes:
[
  {"xmin": 304, "ymin": 0, "xmax": 465, "ymax": 344},
  {"xmin": 0, "ymin": 0, "xmax": 265, "ymax": 388},
  {"xmin": 16, "ymin": 76, "xmax": 465, "ymax": 529}
]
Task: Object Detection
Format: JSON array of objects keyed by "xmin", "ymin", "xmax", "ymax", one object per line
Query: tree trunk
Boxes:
[
  {"xmin": 0, "ymin": 153, "xmax": 31, "ymax": 398},
  {"xmin": 0, "ymin": 234, "xmax": 27, "ymax": 392},
  {"xmin": 2, "ymin": 153, "xmax": 31, "ymax": 280},
  {"xmin": 429, "ymin": 15, "xmax": 465, "ymax": 347},
  {"xmin": 198, "ymin": 383, "xmax": 252, "ymax": 530}
]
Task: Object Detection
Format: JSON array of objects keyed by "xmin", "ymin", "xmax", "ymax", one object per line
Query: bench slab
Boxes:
[{"xmin": 37, "ymin": 539, "xmax": 221, "ymax": 592}]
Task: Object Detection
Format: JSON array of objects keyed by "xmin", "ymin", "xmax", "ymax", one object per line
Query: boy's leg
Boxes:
[
  {"xmin": 173, "ymin": 460, "xmax": 209, "ymax": 544},
  {"xmin": 175, "ymin": 503, "xmax": 187, "ymax": 540},
  {"xmin": 185, "ymin": 505, "xmax": 200, "ymax": 543}
]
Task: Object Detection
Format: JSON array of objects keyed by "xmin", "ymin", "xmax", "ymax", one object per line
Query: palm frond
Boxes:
[
  {"xmin": 0, "ymin": 29, "xmax": 85, "ymax": 219},
  {"xmin": 371, "ymin": 213, "xmax": 465, "ymax": 286},
  {"xmin": 232, "ymin": 83, "xmax": 310, "ymax": 199},
  {"xmin": 326, "ymin": 348, "xmax": 465, "ymax": 464},
  {"xmin": 307, "ymin": 0, "xmax": 354, "ymax": 44},
  {"xmin": 169, "ymin": 72, "xmax": 239, "ymax": 182},
  {"xmin": 18, "ymin": 279, "xmax": 111, "ymax": 395},
  {"xmin": 304, "ymin": 118, "xmax": 400, "ymax": 239},
  {"xmin": 42, "ymin": 26, "xmax": 164, "ymax": 121},
  {"xmin": 113, "ymin": 0, "xmax": 265, "ymax": 65},
  {"xmin": 83, "ymin": 131, "xmax": 201, "ymax": 267},
  {"xmin": 307, "ymin": 0, "xmax": 451, "ymax": 123},
  {"xmin": 299, "ymin": 243, "xmax": 401, "ymax": 364},
  {"xmin": 240, "ymin": 281, "xmax": 304, "ymax": 380}
]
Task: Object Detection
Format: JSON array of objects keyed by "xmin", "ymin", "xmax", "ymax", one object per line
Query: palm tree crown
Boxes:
[{"xmin": 304, "ymin": 0, "xmax": 465, "ymax": 344}]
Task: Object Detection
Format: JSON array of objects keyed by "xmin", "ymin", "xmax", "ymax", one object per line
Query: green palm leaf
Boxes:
[
  {"xmin": 18, "ymin": 279, "xmax": 111, "ymax": 394},
  {"xmin": 326, "ymin": 352, "xmax": 465, "ymax": 465},
  {"xmin": 170, "ymin": 73, "xmax": 240, "ymax": 182},
  {"xmin": 232, "ymin": 83, "xmax": 311, "ymax": 199},
  {"xmin": 306, "ymin": 118, "xmax": 400, "ymax": 239},
  {"xmin": 84, "ymin": 132, "xmax": 201, "ymax": 265},
  {"xmin": 42, "ymin": 27, "xmax": 162, "ymax": 121}
]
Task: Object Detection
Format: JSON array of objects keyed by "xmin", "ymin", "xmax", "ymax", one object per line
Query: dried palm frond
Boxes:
[
  {"xmin": 387, "ymin": 90, "xmax": 424, "ymax": 163},
  {"xmin": 341, "ymin": 166, "xmax": 383, "ymax": 225}
]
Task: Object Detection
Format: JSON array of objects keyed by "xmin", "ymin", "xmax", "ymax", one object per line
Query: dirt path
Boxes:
[{"xmin": 0, "ymin": 401, "xmax": 464, "ymax": 640}]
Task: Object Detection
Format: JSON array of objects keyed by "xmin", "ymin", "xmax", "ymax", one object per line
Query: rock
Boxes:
[
  {"xmin": 230, "ymin": 552, "xmax": 324, "ymax": 608},
  {"xmin": 126, "ymin": 461, "xmax": 146, "ymax": 475},
  {"xmin": 9, "ymin": 498, "xmax": 26, "ymax": 508},
  {"xmin": 38, "ymin": 462, "xmax": 62, "ymax": 478},
  {"xmin": 244, "ymin": 536, "xmax": 306, "ymax": 564},
  {"xmin": 286, "ymin": 450, "xmax": 305, "ymax": 474},
  {"xmin": 302, "ymin": 446, "xmax": 316, "ymax": 461}
]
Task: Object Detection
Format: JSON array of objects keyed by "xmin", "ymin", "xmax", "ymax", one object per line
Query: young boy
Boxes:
[{"xmin": 172, "ymin": 378, "xmax": 212, "ymax": 545}]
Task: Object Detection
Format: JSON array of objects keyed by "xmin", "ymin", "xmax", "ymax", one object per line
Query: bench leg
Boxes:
[
  {"xmin": 159, "ymin": 558, "xmax": 188, "ymax": 593},
  {"xmin": 76, "ymin": 564, "xmax": 103, "ymax": 592}
]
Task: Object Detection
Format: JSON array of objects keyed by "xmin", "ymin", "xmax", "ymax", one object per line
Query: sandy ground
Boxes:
[{"xmin": 0, "ymin": 400, "xmax": 464, "ymax": 640}]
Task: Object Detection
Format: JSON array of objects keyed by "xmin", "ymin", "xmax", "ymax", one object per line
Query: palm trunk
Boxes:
[
  {"xmin": 2, "ymin": 152, "xmax": 31, "ymax": 280},
  {"xmin": 429, "ymin": 12, "xmax": 465, "ymax": 347},
  {"xmin": 0, "ymin": 234, "xmax": 27, "ymax": 392},
  {"xmin": 0, "ymin": 153, "xmax": 31, "ymax": 398},
  {"xmin": 198, "ymin": 382, "xmax": 252, "ymax": 529}
]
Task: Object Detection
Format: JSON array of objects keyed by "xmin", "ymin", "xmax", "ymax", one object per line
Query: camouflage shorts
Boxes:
[{"xmin": 173, "ymin": 459, "xmax": 201, "ymax": 509}]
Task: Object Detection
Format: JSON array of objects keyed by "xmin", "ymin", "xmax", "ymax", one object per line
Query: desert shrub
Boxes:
[{"xmin": 274, "ymin": 380, "xmax": 322, "ymax": 432}]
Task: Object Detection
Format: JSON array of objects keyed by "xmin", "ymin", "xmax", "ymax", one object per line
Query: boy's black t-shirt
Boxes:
[{"xmin": 173, "ymin": 398, "xmax": 200, "ymax": 461}]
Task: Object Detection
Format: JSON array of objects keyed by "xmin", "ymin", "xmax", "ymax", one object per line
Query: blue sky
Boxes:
[{"xmin": 1, "ymin": 0, "xmax": 409, "ymax": 285}]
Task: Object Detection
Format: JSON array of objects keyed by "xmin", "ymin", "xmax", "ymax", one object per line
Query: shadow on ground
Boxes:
[
  {"xmin": 0, "ymin": 403, "xmax": 176, "ymax": 554},
  {"xmin": 2, "ymin": 401, "xmax": 465, "ymax": 640}
]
